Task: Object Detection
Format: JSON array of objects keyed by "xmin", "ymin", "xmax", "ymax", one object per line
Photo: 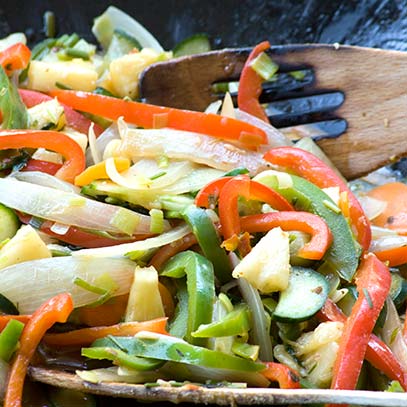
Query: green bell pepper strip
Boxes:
[
  {"xmin": 232, "ymin": 341, "xmax": 260, "ymax": 361},
  {"xmin": 167, "ymin": 280, "xmax": 188, "ymax": 338},
  {"xmin": 161, "ymin": 251, "xmax": 215, "ymax": 347},
  {"xmin": 182, "ymin": 205, "xmax": 231, "ymax": 284},
  {"xmin": 0, "ymin": 319, "xmax": 25, "ymax": 362},
  {"xmin": 0, "ymin": 66, "xmax": 28, "ymax": 129},
  {"xmin": 81, "ymin": 345, "xmax": 164, "ymax": 371},
  {"xmin": 88, "ymin": 332, "xmax": 265, "ymax": 372},
  {"xmin": 254, "ymin": 171, "xmax": 361, "ymax": 281},
  {"xmin": 192, "ymin": 304, "xmax": 250, "ymax": 338}
]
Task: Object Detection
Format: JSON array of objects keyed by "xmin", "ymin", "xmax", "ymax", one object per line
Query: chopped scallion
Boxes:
[
  {"xmin": 322, "ymin": 199, "xmax": 341, "ymax": 214},
  {"xmin": 249, "ymin": 52, "xmax": 278, "ymax": 81},
  {"xmin": 65, "ymin": 48, "xmax": 90, "ymax": 60},
  {"xmin": 43, "ymin": 11, "xmax": 56, "ymax": 38},
  {"xmin": 149, "ymin": 208, "xmax": 164, "ymax": 234}
]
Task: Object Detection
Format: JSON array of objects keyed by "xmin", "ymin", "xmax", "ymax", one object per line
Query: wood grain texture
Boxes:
[
  {"xmin": 140, "ymin": 45, "xmax": 407, "ymax": 179},
  {"xmin": 29, "ymin": 366, "xmax": 407, "ymax": 406}
]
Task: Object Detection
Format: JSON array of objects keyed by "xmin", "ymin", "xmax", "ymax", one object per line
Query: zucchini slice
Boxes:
[{"xmin": 273, "ymin": 267, "xmax": 329, "ymax": 322}]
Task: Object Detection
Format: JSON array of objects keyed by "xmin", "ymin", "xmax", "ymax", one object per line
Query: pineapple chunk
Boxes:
[
  {"xmin": 0, "ymin": 225, "xmax": 51, "ymax": 270},
  {"xmin": 293, "ymin": 321, "xmax": 343, "ymax": 388},
  {"xmin": 108, "ymin": 48, "xmax": 162, "ymax": 99},
  {"xmin": 232, "ymin": 227, "xmax": 291, "ymax": 293},
  {"xmin": 62, "ymin": 126, "xmax": 88, "ymax": 153},
  {"xmin": 28, "ymin": 98, "xmax": 66, "ymax": 130},
  {"xmin": 28, "ymin": 59, "xmax": 98, "ymax": 92},
  {"xmin": 124, "ymin": 265, "xmax": 165, "ymax": 322}
]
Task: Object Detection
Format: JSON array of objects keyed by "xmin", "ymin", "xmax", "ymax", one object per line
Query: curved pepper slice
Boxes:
[
  {"xmin": 318, "ymin": 299, "xmax": 407, "ymax": 390},
  {"xmin": 328, "ymin": 253, "xmax": 391, "ymax": 400},
  {"xmin": 49, "ymin": 90, "xmax": 268, "ymax": 147},
  {"xmin": 161, "ymin": 251, "xmax": 215, "ymax": 347},
  {"xmin": 22, "ymin": 159, "xmax": 62, "ymax": 175},
  {"xmin": 261, "ymin": 362, "xmax": 301, "ymax": 389},
  {"xmin": 264, "ymin": 147, "xmax": 371, "ymax": 251},
  {"xmin": 240, "ymin": 211, "xmax": 332, "ymax": 260},
  {"xmin": 0, "ymin": 129, "xmax": 85, "ymax": 183},
  {"xmin": 237, "ymin": 41, "xmax": 271, "ymax": 123},
  {"xmin": 0, "ymin": 43, "xmax": 31, "ymax": 74},
  {"xmin": 216, "ymin": 174, "xmax": 294, "ymax": 254},
  {"xmin": 4, "ymin": 293, "xmax": 73, "ymax": 407}
]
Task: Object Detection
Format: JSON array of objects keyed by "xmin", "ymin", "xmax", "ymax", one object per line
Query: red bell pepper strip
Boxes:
[
  {"xmin": 240, "ymin": 211, "xmax": 332, "ymax": 260},
  {"xmin": 0, "ymin": 130, "xmax": 85, "ymax": 183},
  {"xmin": 217, "ymin": 175, "xmax": 293, "ymax": 254},
  {"xmin": 237, "ymin": 41, "xmax": 270, "ymax": 123},
  {"xmin": 264, "ymin": 147, "xmax": 371, "ymax": 251},
  {"xmin": 49, "ymin": 89, "xmax": 268, "ymax": 147},
  {"xmin": 318, "ymin": 299, "xmax": 407, "ymax": 390},
  {"xmin": 195, "ymin": 177, "xmax": 233, "ymax": 208},
  {"xmin": 17, "ymin": 213, "xmax": 151, "ymax": 248},
  {"xmin": 0, "ymin": 43, "xmax": 31, "ymax": 74},
  {"xmin": 22, "ymin": 159, "xmax": 62, "ymax": 175},
  {"xmin": 18, "ymin": 89, "xmax": 104, "ymax": 136},
  {"xmin": 4, "ymin": 293, "xmax": 73, "ymax": 407},
  {"xmin": 261, "ymin": 362, "xmax": 301, "ymax": 389},
  {"xmin": 328, "ymin": 253, "xmax": 391, "ymax": 401}
]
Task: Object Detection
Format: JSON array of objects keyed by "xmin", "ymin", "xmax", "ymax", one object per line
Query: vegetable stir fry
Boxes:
[{"xmin": 1, "ymin": 6, "xmax": 407, "ymax": 407}]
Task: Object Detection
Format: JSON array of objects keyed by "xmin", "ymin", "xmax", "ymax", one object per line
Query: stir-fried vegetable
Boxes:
[{"xmin": 0, "ymin": 9, "xmax": 407, "ymax": 402}]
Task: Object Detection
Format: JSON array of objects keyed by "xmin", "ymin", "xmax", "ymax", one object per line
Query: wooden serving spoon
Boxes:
[{"xmin": 140, "ymin": 44, "xmax": 407, "ymax": 180}]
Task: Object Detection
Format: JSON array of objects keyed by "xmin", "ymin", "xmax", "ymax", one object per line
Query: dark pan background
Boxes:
[{"xmin": 1, "ymin": 0, "xmax": 407, "ymax": 405}]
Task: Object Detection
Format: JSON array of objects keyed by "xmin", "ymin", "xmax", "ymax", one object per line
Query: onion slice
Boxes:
[
  {"xmin": 0, "ymin": 177, "xmax": 169, "ymax": 235},
  {"xmin": 0, "ymin": 256, "xmax": 137, "ymax": 314},
  {"xmin": 118, "ymin": 128, "xmax": 269, "ymax": 175}
]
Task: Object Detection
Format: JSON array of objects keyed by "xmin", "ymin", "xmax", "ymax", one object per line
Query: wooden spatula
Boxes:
[{"xmin": 140, "ymin": 44, "xmax": 407, "ymax": 180}]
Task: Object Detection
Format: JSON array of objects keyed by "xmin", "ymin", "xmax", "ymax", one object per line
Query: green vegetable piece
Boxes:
[
  {"xmin": 192, "ymin": 305, "xmax": 250, "ymax": 338},
  {"xmin": 257, "ymin": 173, "xmax": 360, "ymax": 281},
  {"xmin": 161, "ymin": 251, "xmax": 215, "ymax": 347},
  {"xmin": 82, "ymin": 345, "xmax": 163, "ymax": 371},
  {"xmin": 0, "ymin": 292, "xmax": 19, "ymax": 315},
  {"xmin": 173, "ymin": 33, "xmax": 211, "ymax": 57},
  {"xmin": 0, "ymin": 203, "xmax": 20, "ymax": 242},
  {"xmin": 43, "ymin": 11, "xmax": 56, "ymax": 38},
  {"xmin": 385, "ymin": 380, "xmax": 405, "ymax": 393},
  {"xmin": 105, "ymin": 29, "xmax": 141, "ymax": 63},
  {"xmin": 182, "ymin": 205, "xmax": 231, "ymax": 283},
  {"xmin": 390, "ymin": 273, "xmax": 407, "ymax": 309},
  {"xmin": 231, "ymin": 341, "xmax": 259, "ymax": 361},
  {"xmin": 0, "ymin": 66, "xmax": 28, "ymax": 129},
  {"xmin": 0, "ymin": 319, "xmax": 24, "ymax": 362},
  {"xmin": 89, "ymin": 332, "xmax": 265, "ymax": 372},
  {"xmin": 273, "ymin": 267, "xmax": 329, "ymax": 322},
  {"xmin": 250, "ymin": 52, "xmax": 278, "ymax": 81},
  {"xmin": 168, "ymin": 280, "xmax": 188, "ymax": 338}
]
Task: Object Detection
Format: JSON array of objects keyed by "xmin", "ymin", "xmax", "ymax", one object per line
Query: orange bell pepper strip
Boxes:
[
  {"xmin": 318, "ymin": 299, "xmax": 407, "ymax": 390},
  {"xmin": 237, "ymin": 41, "xmax": 271, "ymax": 123},
  {"xmin": 0, "ymin": 130, "xmax": 85, "ymax": 183},
  {"xmin": 0, "ymin": 43, "xmax": 31, "ymax": 74},
  {"xmin": 18, "ymin": 89, "xmax": 104, "ymax": 136},
  {"xmin": 261, "ymin": 362, "xmax": 301, "ymax": 389},
  {"xmin": 327, "ymin": 253, "xmax": 391, "ymax": 404},
  {"xmin": 74, "ymin": 157, "xmax": 131, "ymax": 186},
  {"xmin": 0, "ymin": 315, "xmax": 31, "ymax": 332},
  {"xmin": 4, "ymin": 293, "xmax": 73, "ymax": 407},
  {"xmin": 217, "ymin": 175, "xmax": 294, "ymax": 254},
  {"xmin": 264, "ymin": 147, "xmax": 371, "ymax": 251},
  {"xmin": 374, "ymin": 245, "xmax": 407, "ymax": 267},
  {"xmin": 240, "ymin": 211, "xmax": 332, "ymax": 260},
  {"xmin": 43, "ymin": 317, "xmax": 168, "ymax": 347},
  {"xmin": 49, "ymin": 90, "xmax": 268, "ymax": 148}
]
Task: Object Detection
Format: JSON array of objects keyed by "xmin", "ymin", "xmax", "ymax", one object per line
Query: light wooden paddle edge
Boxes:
[{"xmin": 29, "ymin": 366, "xmax": 407, "ymax": 406}]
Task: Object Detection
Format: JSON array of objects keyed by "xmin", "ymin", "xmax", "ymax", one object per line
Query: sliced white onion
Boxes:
[
  {"xmin": 106, "ymin": 157, "xmax": 195, "ymax": 192},
  {"xmin": 0, "ymin": 177, "xmax": 168, "ymax": 235},
  {"xmin": 12, "ymin": 171, "xmax": 80, "ymax": 194},
  {"xmin": 381, "ymin": 297, "xmax": 407, "ymax": 372},
  {"xmin": 204, "ymin": 100, "xmax": 222, "ymax": 114},
  {"xmin": 220, "ymin": 92, "xmax": 236, "ymax": 119},
  {"xmin": 86, "ymin": 123, "xmax": 120, "ymax": 166},
  {"xmin": 0, "ymin": 256, "xmax": 137, "ymax": 314},
  {"xmin": 371, "ymin": 225, "xmax": 399, "ymax": 239},
  {"xmin": 49, "ymin": 222, "xmax": 70, "ymax": 236},
  {"xmin": 235, "ymin": 108, "xmax": 292, "ymax": 148},
  {"xmin": 357, "ymin": 195, "xmax": 387, "ymax": 221},
  {"xmin": 88, "ymin": 122, "xmax": 102, "ymax": 165},
  {"xmin": 77, "ymin": 366, "xmax": 160, "ymax": 384},
  {"xmin": 119, "ymin": 128, "xmax": 269, "ymax": 175},
  {"xmin": 73, "ymin": 223, "xmax": 191, "ymax": 258},
  {"xmin": 370, "ymin": 235, "xmax": 407, "ymax": 253}
]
